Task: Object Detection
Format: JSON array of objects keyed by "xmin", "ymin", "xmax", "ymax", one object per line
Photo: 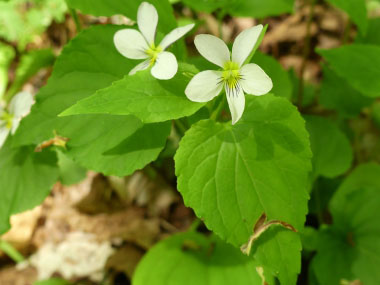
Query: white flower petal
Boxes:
[
  {"xmin": 226, "ymin": 85, "xmax": 245, "ymax": 125},
  {"xmin": 240, "ymin": 63, "xmax": 273, "ymax": 95},
  {"xmin": 114, "ymin": 29, "xmax": 149, "ymax": 59},
  {"xmin": 159, "ymin": 23, "xmax": 195, "ymax": 50},
  {"xmin": 185, "ymin": 70, "xmax": 223, "ymax": 102},
  {"xmin": 137, "ymin": 2, "xmax": 158, "ymax": 45},
  {"xmin": 151, "ymin": 51, "xmax": 178, "ymax": 80},
  {"xmin": 9, "ymin": 91, "xmax": 34, "ymax": 118},
  {"xmin": 129, "ymin": 60, "xmax": 151, "ymax": 76},
  {"xmin": 232, "ymin": 25, "xmax": 263, "ymax": 67},
  {"xmin": 11, "ymin": 118, "xmax": 20, "ymax": 134},
  {"xmin": 0, "ymin": 126, "xmax": 10, "ymax": 149},
  {"xmin": 194, "ymin": 34, "xmax": 230, "ymax": 68}
]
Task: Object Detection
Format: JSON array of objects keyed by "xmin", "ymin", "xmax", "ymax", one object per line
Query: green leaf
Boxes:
[
  {"xmin": 325, "ymin": 0, "xmax": 368, "ymax": 35},
  {"xmin": 180, "ymin": 0, "xmax": 229, "ymax": 13},
  {"xmin": 175, "ymin": 95, "xmax": 311, "ymax": 284},
  {"xmin": 6, "ymin": 49, "xmax": 55, "ymax": 99},
  {"xmin": 65, "ymin": 0, "xmax": 176, "ymax": 34},
  {"xmin": 57, "ymin": 150, "xmax": 86, "ymax": 186},
  {"xmin": 319, "ymin": 66, "xmax": 374, "ymax": 117},
  {"xmin": 305, "ymin": 115, "xmax": 353, "ymax": 179},
  {"xmin": 310, "ymin": 163, "xmax": 380, "ymax": 285},
  {"xmin": 252, "ymin": 51, "xmax": 292, "ymax": 100},
  {"xmin": 63, "ymin": 117, "xmax": 171, "ymax": 176},
  {"xmin": 0, "ymin": 140, "xmax": 59, "ymax": 234},
  {"xmin": 13, "ymin": 25, "xmax": 134, "ymax": 147},
  {"xmin": 60, "ymin": 65, "xmax": 204, "ymax": 123},
  {"xmin": 227, "ymin": 0, "xmax": 295, "ymax": 18},
  {"xmin": 317, "ymin": 45, "xmax": 380, "ymax": 98},
  {"xmin": 13, "ymin": 25, "xmax": 170, "ymax": 176},
  {"xmin": 133, "ymin": 231, "xmax": 271, "ymax": 285},
  {"xmin": 356, "ymin": 18, "xmax": 380, "ymax": 46}
]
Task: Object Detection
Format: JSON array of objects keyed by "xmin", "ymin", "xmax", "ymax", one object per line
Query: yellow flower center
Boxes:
[
  {"xmin": 222, "ymin": 61, "xmax": 241, "ymax": 90},
  {"xmin": 0, "ymin": 111, "xmax": 13, "ymax": 129},
  {"xmin": 146, "ymin": 43, "xmax": 162, "ymax": 66}
]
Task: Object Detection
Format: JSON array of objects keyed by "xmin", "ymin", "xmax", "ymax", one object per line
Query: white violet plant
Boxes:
[
  {"xmin": 114, "ymin": 2, "xmax": 194, "ymax": 80},
  {"xmin": 185, "ymin": 25, "xmax": 273, "ymax": 124},
  {"xmin": 0, "ymin": 91, "xmax": 34, "ymax": 148}
]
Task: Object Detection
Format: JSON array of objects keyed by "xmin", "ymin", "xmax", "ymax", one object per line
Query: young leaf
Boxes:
[
  {"xmin": 175, "ymin": 94, "xmax": 311, "ymax": 284},
  {"xmin": 133, "ymin": 231, "xmax": 272, "ymax": 285},
  {"xmin": 310, "ymin": 163, "xmax": 380, "ymax": 285},
  {"xmin": 318, "ymin": 45, "xmax": 380, "ymax": 98},
  {"xmin": 60, "ymin": 65, "xmax": 204, "ymax": 123},
  {"xmin": 305, "ymin": 115, "xmax": 353, "ymax": 179}
]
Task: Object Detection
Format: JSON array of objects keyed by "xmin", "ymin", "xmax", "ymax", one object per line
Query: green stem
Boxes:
[
  {"xmin": 297, "ymin": 0, "xmax": 316, "ymax": 109},
  {"xmin": 174, "ymin": 119, "xmax": 187, "ymax": 136},
  {"xmin": 0, "ymin": 239, "xmax": 25, "ymax": 263},
  {"xmin": 189, "ymin": 218, "xmax": 202, "ymax": 232},
  {"xmin": 210, "ymin": 96, "xmax": 226, "ymax": 121},
  {"xmin": 70, "ymin": 8, "xmax": 82, "ymax": 33}
]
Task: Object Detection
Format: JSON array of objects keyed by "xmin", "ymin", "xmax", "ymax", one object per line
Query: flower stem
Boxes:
[
  {"xmin": 210, "ymin": 96, "xmax": 226, "ymax": 121},
  {"xmin": 297, "ymin": 0, "xmax": 316, "ymax": 109},
  {"xmin": 174, "ymin": 119, "xmax": 188, "ymax": 136},
  {"xmin": 70, "ymin": 8, "xmax": 82, "ymax": 33},
  {"xmin": 0, "ymin": 239, "xmax": 25, "ymax": 263}
]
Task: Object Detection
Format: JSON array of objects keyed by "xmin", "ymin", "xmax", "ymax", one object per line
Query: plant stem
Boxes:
[
  {"xmin": 297, "ymin": 0, "xmax": 316, "ymax": 109},
  {"xmin": 217, "ymin": 10, "xmax": 226, "ymax": 40},
  {"xmin": 174, "ymin": 119, "xmax": 187, "ymax": 136},
  {"xmin": 70, "ymin": 8, "xmax": 82, "ymax": 33},
  {"xmin": 0, "ymin": 240, "xmax": 25, "ymax": 263},
  {"xmin": 210, "ymin": 96, "xmax": 225, "ymax": 121}
]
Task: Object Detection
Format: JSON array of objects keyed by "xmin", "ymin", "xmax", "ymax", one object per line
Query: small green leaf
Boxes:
[
  {"xmin": 310, "ymin": 163, "xmax": 380, "ymax": 285},
  {"xmin": 57, "ymin": 150, "xmax": 86, "ymax": 186},
  {"xmin": 318, "ymin": 45, "xmax": 380, "ymax": 98},
  {"xmin": 175, "ymin": 94, "xmax": 311, "ymax": 284},
  {"xmin": 0, "ymin": 140, "xmax": 59, "ymax": 234},
  {"xmin": 319, "ymin": 66, "xmax": 373, "ymax": 117},
  {"xmin": 133, "ymin": 231, "xmax": 271, "ymax": 285},
  {"xmin": 305, "ymin": 115, "xmax": 353, "ymax": 179},
  {"xmin": 325, "ymin": 0, "xmax": 368, "ymax": 35},
  {"xmin": 60, "ymin": 65, "xmax": 204, "ymax": 123}
]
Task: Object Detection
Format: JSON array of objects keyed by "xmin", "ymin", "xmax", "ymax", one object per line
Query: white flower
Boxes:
[
  {"xmin": 185, "ymin": 25, "xmax": 273, "ymax": 125},
  {"xmin": 0, "ymin": 91, "xmax": 34, "ymax": 148},
  {"xmin": 114, "ymin": 2, "xmax": 194, "ymax": 80}
]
